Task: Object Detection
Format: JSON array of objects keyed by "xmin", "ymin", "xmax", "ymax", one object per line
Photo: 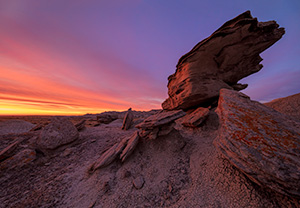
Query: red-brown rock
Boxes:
[
  {"xmin": 214, "ymin": 89, "xmax": 300, "ymax": 198},
  {"xmin": 162, "ymin": 11, "xmax": 285, "ymax": 110},
  {"xmin": 122, "ymin": 108, "xmax": 134, "ymax": 130},
  {"xmin": 182, "ymin": 107, "xmax": 210, "ymax": 128}
]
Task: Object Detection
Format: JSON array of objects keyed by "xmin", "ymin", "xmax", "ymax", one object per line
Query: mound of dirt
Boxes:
[
  {"xmin": 0, "ymin": 120, "xmax": 35, "ymax": 135},
  {"xmin": 265, "ymin": 93, "xmax": 300, "ymax": 121}
]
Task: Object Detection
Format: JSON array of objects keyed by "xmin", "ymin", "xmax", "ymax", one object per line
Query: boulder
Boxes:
[
  {"xmin": 182, "ymin": 107, "xmax": 210, "ymax": 128},
  {"xmin": 214, "ymin": 89, "xmax": 300, "ymax": 198},
  {"xmin": 37, "ymin": 117, "xmax": 79, "ymax": 150},
  {"xmin": 162, "ymin": 11, "xmax": 285, "ymax": 110},
  {"xmin": 122, "ymin": 108, "xmax": 134, "ymax": 130}
]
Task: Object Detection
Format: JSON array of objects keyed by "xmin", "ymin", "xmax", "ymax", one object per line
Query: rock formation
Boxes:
[
  {"xmin": 122, "ymin": 108, "xmax": 134, "ymax": 130},
  {"xmin": 37, "ymin": 117, "xmax": 79, "ymax": 150},
  {"xmin": 136, "ymin": 110, "xmax": 186, "ymax": 140},
  {"xmin": 162, "ymin": 10, "xmax": 285, "ymax": 110},
  {"xmin": 89, "ymin": 131, "xmax": 140, "ymax": 172},
  {"xmin": 182, "ymin": 107, "xmax": 210, "ymax": 128},
  {"xmin": 214, "ymin": 89, "xmax": 300, "ymax": 198}
]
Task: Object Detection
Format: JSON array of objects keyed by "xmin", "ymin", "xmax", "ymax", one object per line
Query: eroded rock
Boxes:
[
  {"xmin": 0, "ymin": 149, "xmax": 36, "ymax": 170},
  {"xmin": 182, "ymin": 107, "xmax": 210, "ymax": 128},
  {"xmin": 120, "ymin": 131, "xmax": 140, "ymax": 162},
  {"xmin": 75, "ymin": 119, "xmax": 86, "ymax": 131},
  {"xmin": 136, "ymin": 110, "xmax": 185, "ymax": 130},
  {"xmin": 122, "ymin": 108, "xmax": 134, "ymax": 130},
  {"xmin": 214, "ymin": 89, "xmax": 300, "ymax": 198},
  {"xmin": 37, "ymin": 117, "xmax": 79, "ymax": 150},
  {"xmin": 162, "ymin": 11, "xmax": 285, "ymax": 110}
]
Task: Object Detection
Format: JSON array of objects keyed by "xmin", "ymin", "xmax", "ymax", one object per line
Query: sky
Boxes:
[{"xmin": 0, "ymin": 0, "xmax": 299, "ymax": 115}]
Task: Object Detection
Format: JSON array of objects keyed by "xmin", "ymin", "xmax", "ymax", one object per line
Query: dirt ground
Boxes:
[{"xmin": 0, "ymin": 111, "xmax": 299, "ymax": 208}]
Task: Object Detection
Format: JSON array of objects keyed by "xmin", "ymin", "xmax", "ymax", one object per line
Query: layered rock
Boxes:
[
  {"xmin": 136, "ymin": 110, "xmax": 186, "ymax": 140},
  {"xmin": 0, "ymin": 149, "xmax": 36, "ymax": 170},
  {"xmin": 182, "ymin": 107, "xmax": 210, "ymax": 128},
  {"xmin": 214, "ymin": 89, "xmax": 300, "ymax": 198},
  {"xmin": 37, "ymin": 117, "xmax": 79, "ymax": 150},
  {"xmin": 89, "ymin": 131, "xmax": 140, "ymax": 172},
  {"xmin": 162, "ymin": 10, "xmax": 285, "ymax": 110},
  {"xmin": 122, "ymin": 108, "xmax": 134, "ymax": 130}
]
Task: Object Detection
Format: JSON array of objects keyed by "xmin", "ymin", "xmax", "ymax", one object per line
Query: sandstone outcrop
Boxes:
[
  {"xmin": 120, "ymin": 131, "xmax": 140, "ymax": 162},
  {"xmin": 214, "ymin": 89, "xmax": 300, "ymax": 198},
  {"xmin": 182, "ymin": 107, "xmax": 210, "ymax": 128},
  {"xmin": 136, "ymin": 110, "xmax": 186, "ymax": 140},
  {"xmin": 89, "ymin": 131, "xmax": 140, "ymax": 172},
  {"xmin": 162, "ymin": 10, "xmax": 285, "ymax": 110},
  {"xmin": 122, "ymin": 108, "xmax": 134, "ymax": 130},
  {"xmin": 37, "ymin": 117, "xmax": 79, "ymax": 150}
]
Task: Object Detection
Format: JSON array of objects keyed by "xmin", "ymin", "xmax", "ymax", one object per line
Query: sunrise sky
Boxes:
[{"xmin": 0, "ymin": 0, "xmax": 300, "ymax": 115}]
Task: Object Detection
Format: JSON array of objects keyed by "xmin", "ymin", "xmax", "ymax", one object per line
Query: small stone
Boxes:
[{"xmin": 133, "ymin": 176, "xmax": 145, "ymax": 189}]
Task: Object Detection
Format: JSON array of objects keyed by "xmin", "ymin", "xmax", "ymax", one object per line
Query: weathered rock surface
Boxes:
[
  {"xmin": 89, "ymin": 131, "xmax": 140, "ymax": 172},
  {"xmin": 162, "ymin": 10, "xmax": 285, "ymax": 110},
  {"xmin": 0, "ymin": 139, "xmax": 20, "ymax": 161},
  {"xmin": 265, "ymin": 92, "xmax": 300, "ymax": 121},
  {"xmin": 89, "ymin": 142, "xmax": 125, "ymax": 172},
  {"xmin": 136, "ymin": 110, "xmax": 185, "ymax": 140},
  {"xmin": 37, "ymin": 117, "xmax": 79, "ymax": 150},
  {"xmin": 122, "ymin": 108, "xmax": 134, "ymax": 130},
  {"xmin": 136, "ymin": 110, "xmax": 185, "ymax": 130},
  {"xmin": 214, "ymin": 89, "xmax": 300, "ymax": 198},
  {"xmin": 75, "ymin": 119, "xmax": 86, "ymax": 131},
  {"xmin": 0, "ymin": 149, "xmax": 36, "ymax": 170},
  {"xmin": 182, "ymin": 107, "xmax": 210, "ymax": 128},
  {"xmin": 120, "ymin": 131, "xmax": 140, "ymax": 162}
]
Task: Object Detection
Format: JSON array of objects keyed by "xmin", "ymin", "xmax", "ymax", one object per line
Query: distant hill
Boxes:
[{"xmin": 264, "ymin": 93, "xmax": 300, "ymax": 121}]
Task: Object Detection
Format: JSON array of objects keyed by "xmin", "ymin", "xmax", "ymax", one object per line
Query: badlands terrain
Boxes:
[{"xmin": 0, "ymin": 11, "xmax": 299, "ymax": 208}]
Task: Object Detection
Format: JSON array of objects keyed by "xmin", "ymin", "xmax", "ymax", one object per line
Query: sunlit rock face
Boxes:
[
  {"xmin": 214, "ymin": 89, "xmax": 300, "ymax": 198},
  {"xmin": 162, "ymin": 10, "xmax": 285, "ymax": 110}
]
